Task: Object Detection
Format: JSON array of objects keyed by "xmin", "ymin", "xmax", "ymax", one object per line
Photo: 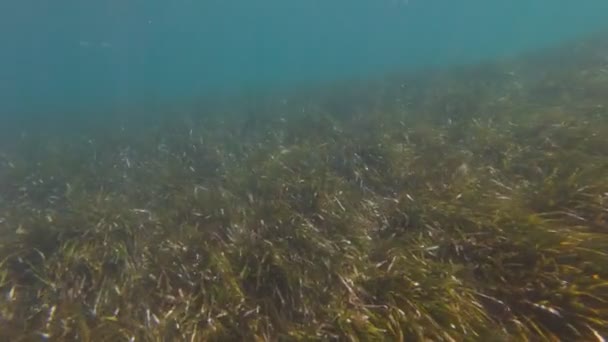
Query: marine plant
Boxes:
[{"xmin": 0, "ymin": 33, "xmax": 607, "ymax": 341}]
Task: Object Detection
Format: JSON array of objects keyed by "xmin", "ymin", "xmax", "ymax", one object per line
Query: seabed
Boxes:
[{"xmin": 1, "ymin": 34, "xmax": 607, "ymax": 341}]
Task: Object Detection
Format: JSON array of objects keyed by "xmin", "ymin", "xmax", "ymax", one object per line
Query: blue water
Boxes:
[{"xmin": 2, "ymin": 0, "xmax": 608, "ymax": 116}]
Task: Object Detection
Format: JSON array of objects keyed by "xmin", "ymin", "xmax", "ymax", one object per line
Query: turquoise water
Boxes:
[{"xmin": 2, "ymin": 0, "xmax": 608, "ymax": 115}]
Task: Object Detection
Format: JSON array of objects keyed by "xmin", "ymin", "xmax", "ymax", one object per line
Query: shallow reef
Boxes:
[{"xmin": 1, "ymin": 34, "xmax": 608, "ymax": 341}]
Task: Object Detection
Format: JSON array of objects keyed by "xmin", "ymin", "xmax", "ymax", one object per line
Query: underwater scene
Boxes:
[{"xmin": 2, "ymin": 1, "xmax": 608, "ymax": 341}]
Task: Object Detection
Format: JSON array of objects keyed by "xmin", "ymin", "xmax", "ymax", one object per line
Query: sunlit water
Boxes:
[{"xmin": 1, "ymin": 0, "xmax": 608, "ymax": 116}]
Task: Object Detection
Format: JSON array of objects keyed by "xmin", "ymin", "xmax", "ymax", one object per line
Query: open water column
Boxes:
[{"xmin": 1, "ymin": 0, "xmax": 608, "ymax": 116}]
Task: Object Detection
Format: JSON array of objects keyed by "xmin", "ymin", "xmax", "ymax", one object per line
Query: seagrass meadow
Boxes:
[{"xmin": 1, "ymin": 34, "xmax": 608, "ymax": 342}]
